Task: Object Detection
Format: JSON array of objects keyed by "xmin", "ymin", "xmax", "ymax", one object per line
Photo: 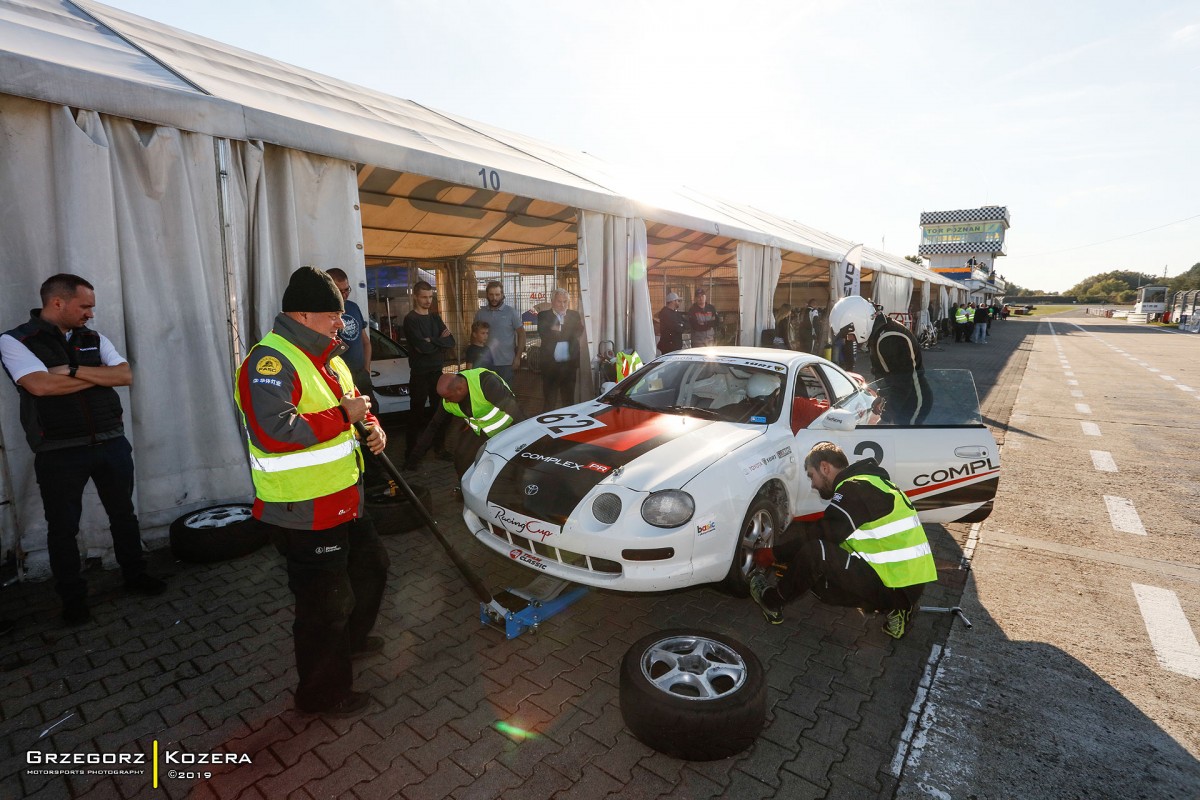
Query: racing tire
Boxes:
[
  {"xmin": 169, "ymin": 504, "xmax": 267, "ymax": 563},
  {"xmin": 619, "ymin": 628, "xmax": 767, "ymax": 761},
  {"xmin": 365, "ymin": 483, "xmax": 433, "ymax": 535},
  {"xmin": 721, "ymin": 496, "xmax": 778, "ymax": 597}
]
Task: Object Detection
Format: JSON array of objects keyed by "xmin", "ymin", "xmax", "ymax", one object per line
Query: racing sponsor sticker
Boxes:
[
  {"xmin": 585, "ymin": 462, "xmax": 611, "ymax": 473},
  {"xmin": 488, "ymin": 503, "xmax": 561, "ymax": 541},
  {"xmin": 509, "ymin": 548, "xmax": 549, "ymax": 571},
  {"xmin": 696, "ymin": 520, "xmax": 717, "ymax": 536},
  {"xmin": 740, "ymin": 455, "xmax": 769, "ymax": 481},
  {"xmin": 520, "ymin": 452, "xmax": 584, "ymax": 470},
  {"xmin": 663, "ymin": 353, "xmax": 788, "ymax": 372},
  {"xmin": 255, "ymin": 356, "xmax": 283, "ymax": 376}
]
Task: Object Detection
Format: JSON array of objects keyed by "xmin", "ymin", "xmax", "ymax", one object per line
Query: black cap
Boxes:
[{"xmin": 282, "ymin": 267, "xmax": 344, "ymax": 313}]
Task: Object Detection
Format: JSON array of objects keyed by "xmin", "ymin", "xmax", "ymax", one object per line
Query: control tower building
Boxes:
[{"xmin": 918, "ymin": 206, "xmax": 1009, "ymax": 301}]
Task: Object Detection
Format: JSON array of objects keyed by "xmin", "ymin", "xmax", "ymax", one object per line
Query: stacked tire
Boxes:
[{"xmin": 169, "ymin": 503, "xmax": 267, "ymax": 563}]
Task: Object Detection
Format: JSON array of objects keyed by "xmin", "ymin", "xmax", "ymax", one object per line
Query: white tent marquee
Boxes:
[{"xmin": 0, "ymin": 0, "xmax": 962, "ymax": 572}]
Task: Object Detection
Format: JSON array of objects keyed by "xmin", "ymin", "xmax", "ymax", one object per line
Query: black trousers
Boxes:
[
  {"xmin": 775, "ymin": 534, "xmax": 922, "ymax": 614},
  {"xmin": 542, "ymin": 363, "xmax": 577, "ymax": 411},
  {"xmin": 406, "ymin": 370, "xmax": 444, "ymax": 458},
  {"xmin": 34, "ymin": 436, "xmax": 146, "ymax": 602},
  {"xmin": 270, "ymin": 515, "xmax": 390, "ymax": 711}
]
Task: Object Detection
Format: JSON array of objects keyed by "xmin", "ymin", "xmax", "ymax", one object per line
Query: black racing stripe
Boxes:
[
  {"xmin": 487, "ymin": 410, "xmax": 710, "ymax": 522},
  {"xmin": 912, "ymin": 477, "xmax": 999, "ymax": 514}
]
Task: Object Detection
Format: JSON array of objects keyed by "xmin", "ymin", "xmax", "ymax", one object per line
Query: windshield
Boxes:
[{"xmin": 604, "ymin": 356, "xmax": 786, "ymax": 424}]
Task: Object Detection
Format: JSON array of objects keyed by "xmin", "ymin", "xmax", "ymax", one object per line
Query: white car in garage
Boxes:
[
  {"xmin": 461, "ymin": 347, "xmax": 999, "ymax": 594},
  {"xmin": 368, "ymin": 327, "xmax": 411, "ymax": 414}
]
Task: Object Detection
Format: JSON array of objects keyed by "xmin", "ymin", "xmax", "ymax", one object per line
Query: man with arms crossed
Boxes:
[{"xmin": 1, "ymin": 274, "xmax": 166, "ymax": 625}]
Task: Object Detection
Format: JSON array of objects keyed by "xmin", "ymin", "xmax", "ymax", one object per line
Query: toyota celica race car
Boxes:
[{"xmin": 461, "ymin": 347, "xmax": 998, "ymax": 594}]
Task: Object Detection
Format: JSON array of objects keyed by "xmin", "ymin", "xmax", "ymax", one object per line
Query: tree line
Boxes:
[{"xmin": 1005, "ymin": 263, "xmax": 1200, "ymax": 303}]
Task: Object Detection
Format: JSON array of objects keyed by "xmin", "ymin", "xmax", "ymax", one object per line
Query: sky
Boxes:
[{"xmin": 97, "ymin": 0, "xmax": 1199, "ymax": 292}]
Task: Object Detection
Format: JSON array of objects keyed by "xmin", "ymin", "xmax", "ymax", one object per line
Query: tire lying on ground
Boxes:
[
  {"xmin": 365, "ymin": 483, "xmax": 433, "ymax": 535},
  {"xmin": 169, "ymin": 503, "xmax": 267, "ymax": 563},
  {"xmin": 619, "ymin": 628, "xmax": 767, "ymax": 761}
]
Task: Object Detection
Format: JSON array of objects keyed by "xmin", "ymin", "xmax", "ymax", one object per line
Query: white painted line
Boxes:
[
  {"xmin": 1132, "ymin": 584, "xmax": 1200, "ymax": 680},
  {"xmin": 1104, "ymin": 495, "xmax": 1147, "ymax": 536},
  {"xmin": 1090, "ymin": 450, "xmax": 1117, "ymax": 472},
  {"xmin": 1160, "ymin": 375, "xmax": 1176, "ymax": 382},
  {"xmin": 892, "ymin": 643, "xmax": 944, "ymax": 776},
  {"xmin": 1070, "ymin": 390, "xmax": 1084, "ymax": 398},
  {"xmin": 1065, "ymin": 371, "xmax": 1075, "ymax": 377},
  {"xmin": 1177, "ymin": 385, "xmax": 1196, "ymax": 393},
  {"xmin": 1081, "ymin": 421, "xmax": 1101, "ymax": 436},
  {"xmin": 1010, "ymin": 413, "xmax": 1029, "ymax": 423},
  {"xmin": 1075, "ymin": 403, "xmax": 1092, "ymax": 414},
  {"xmin": 1148, "ymin": 368, "xmax": 1161, "ymax": 373},
  {"xmin": 1067, "ymin": 380, "xmax": 1079, "ymax": 386}
]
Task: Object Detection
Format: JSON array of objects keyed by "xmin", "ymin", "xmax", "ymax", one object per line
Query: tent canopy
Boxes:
[{"xmin": 1, "ymin": 0, "xmax": 960, "ymax": 292}]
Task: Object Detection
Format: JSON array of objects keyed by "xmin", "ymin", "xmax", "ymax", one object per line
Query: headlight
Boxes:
[{"xmin": 640, "ymin": 490, "xmax": 694, "ymax": 528}]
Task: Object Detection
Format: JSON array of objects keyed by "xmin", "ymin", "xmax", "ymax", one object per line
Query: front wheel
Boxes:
[{"xmin": 721, "ymin": 496, "xmax": 778, "ymax": 596}]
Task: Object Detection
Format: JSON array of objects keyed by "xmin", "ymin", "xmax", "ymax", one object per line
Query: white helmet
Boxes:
[
  {"xmin": 747, "ymin": 373, "xmax": 780, "ymax": 398},
  {"xmin": 829, "ymin": 295, "xmax": 878, "ymax": 345}
]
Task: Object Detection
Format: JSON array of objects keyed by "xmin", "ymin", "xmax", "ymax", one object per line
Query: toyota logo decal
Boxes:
[{"xmin": 525, "ymin": 484, "xmax": 539, "ymax": 496}]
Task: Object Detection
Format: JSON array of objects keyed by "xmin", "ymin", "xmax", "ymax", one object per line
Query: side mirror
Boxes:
[
  {"xmin": 599, "ymin": 381, "xmax": 617, "ymax": 397},
  {"xmin": 821, "ymin": 409, "xmax": 857, "ymax": 431}
]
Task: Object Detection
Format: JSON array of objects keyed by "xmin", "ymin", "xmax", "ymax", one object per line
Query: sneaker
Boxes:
[
  {"xmin": 125, "ymin": 573, "xmax": 167, "ymax": 596},
  {"xmin": 298, "ymin": 691, "xmax": 373, "ymax": 718},
  {"xmin": 62, "ymin": 598, "xmax": 91, "ymax": 626},
  {"xmin": 749, "ymin": 572, "xmax": 784, "ymax": 625},
  {"xmin": 350, "ymin": 636, "xmax": 385, "ymax": 661},
  {"xmin": 883, "ymin": 607, "xmax": 913, "ymax": 639}
]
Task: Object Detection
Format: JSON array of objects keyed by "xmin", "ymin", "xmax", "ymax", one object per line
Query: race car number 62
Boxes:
[{"xmin": 535, "ymin": 411, "xmax": 606, "ymax": 438}]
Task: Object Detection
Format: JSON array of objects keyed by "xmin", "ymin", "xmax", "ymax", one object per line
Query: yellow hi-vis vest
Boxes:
[
  {"xmin": 616, "ymin": 351, "xmax": 643, "ymax": 379},
  {"xmin": 955, "ymin": 308, "xmax": 971, "ymax": 325},
  {"xmin": 235, "ymin": 332, "xmax": 362, "ymax": 502},
  {"xmin": 837, "ymin": 474, "xmax": 936, "ymax": 588},
  {"xmin": 443, "ymin": 369, "xmax": 515, "ymax": 438}
]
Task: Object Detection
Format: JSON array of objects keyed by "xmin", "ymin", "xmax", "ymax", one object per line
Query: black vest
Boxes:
[{"xmin": 3, "ymin": 312, "xmax": 125, "ymax": 452}]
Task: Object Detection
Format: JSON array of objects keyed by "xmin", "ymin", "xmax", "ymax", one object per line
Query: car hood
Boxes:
[{"xmin": 483, "ymin": 402, "xmax": 765, "ymax": 524}]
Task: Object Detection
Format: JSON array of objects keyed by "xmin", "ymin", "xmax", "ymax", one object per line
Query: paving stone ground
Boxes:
[{"xmin": 0, "ymin": 316, "xmax": 1032, "ymax": 799}]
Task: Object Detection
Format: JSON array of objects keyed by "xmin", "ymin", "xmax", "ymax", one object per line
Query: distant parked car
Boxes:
[{"xmin": 369, "ymin": 327, "xmax": 411, "ymax": 414}]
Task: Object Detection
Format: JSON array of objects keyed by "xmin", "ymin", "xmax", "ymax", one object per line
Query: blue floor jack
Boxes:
[{"xmin": 357, "ymin": 423, "xmax": 587, "ymax": 639}]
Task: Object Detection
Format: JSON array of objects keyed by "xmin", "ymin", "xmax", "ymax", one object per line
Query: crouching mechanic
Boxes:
[
  {"xmin": 406, "ymin": 368, "xmax": 523, "ymax": 478},
  {"xmin": 750, "ymin": 442, "xmax": 936, "ymax": 639},
  {"xmin": 235, "ymin": 266, "xmax": 390, "ymax": 717}
]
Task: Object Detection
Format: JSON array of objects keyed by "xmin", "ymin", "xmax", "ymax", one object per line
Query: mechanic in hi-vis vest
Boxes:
[
  {"xmin": 749, "ymin": 442, "xmax": 936, "ymax": 639},
  {"xmin": 234, "ymin": 266, "xmax": 390, "ymax": 718},
  {"xmin": 405, "ymin": 368, "xmax": 524, "ymax": 477}
]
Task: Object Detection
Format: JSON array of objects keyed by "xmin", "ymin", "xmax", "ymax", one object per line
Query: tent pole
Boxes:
[{"xmin": 214, "ymin": 138, "xmax": 242, "ymax": 373}]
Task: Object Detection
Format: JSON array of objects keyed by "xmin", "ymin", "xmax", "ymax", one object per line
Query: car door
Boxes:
[{"xmin": 792, "ymin": 367, "xmax": 998, "ymax": 524}]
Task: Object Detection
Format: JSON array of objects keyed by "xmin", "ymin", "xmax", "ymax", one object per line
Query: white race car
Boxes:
[{"xmin": 461, "ymin": 347, "xmax": 998, "ymax": 594}]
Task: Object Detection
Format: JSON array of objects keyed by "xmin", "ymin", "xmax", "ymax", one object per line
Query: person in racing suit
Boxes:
[
  {"xmin": 235, "ymin": 266, "xmax": 390, "ymax": 717},
  {"xmin": 867, "ymin": 312, "xmax": 932, "ymax": 425},
  {"xmin": 405, "ymin": 368, "xmax": 524, "ymax": 478},
  {"xmin": 829, "ymin": 296, "xmax": 931, "ymax": 426},
  {"xmin": 750, "ymin": 442, "xmax": 936, "ymax": 639}
]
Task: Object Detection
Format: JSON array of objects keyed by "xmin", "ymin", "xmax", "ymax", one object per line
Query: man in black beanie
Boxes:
[{"xmin": 234, "ymin": 266, "xmax": 390, "ymax": 717}]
